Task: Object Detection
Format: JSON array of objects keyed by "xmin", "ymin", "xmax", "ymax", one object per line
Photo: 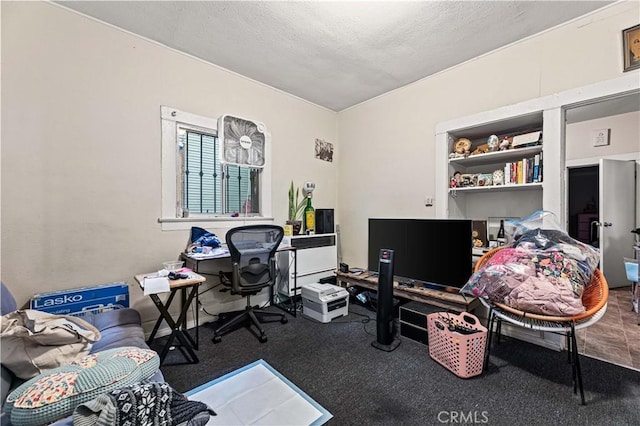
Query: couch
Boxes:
[{"xmin": 0, "ymin": 282, "xmax": 164, "ymax": 426}]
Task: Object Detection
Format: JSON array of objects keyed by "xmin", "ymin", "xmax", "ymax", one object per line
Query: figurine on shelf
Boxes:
[
  {"xmin": 450, "ymin": 171, "xmax": 462, "ymax": 188},
  {"xmin": 471, "ymin": 143, "xmax": 489, "ymax": 156},
  {"xmin": 487, "ymin": 134, "xmax": 499, "ymax": 152},
  {"xmin": 500, "ymin": 136, "xmax": 511, "ymax": 151},
  {"xmin": 492, "ymin": 169, "xmax": 505, "ymax": 186}
]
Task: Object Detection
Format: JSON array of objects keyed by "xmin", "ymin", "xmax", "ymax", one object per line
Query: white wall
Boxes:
[
  {"xmin": 1, "ymin": 2, "xmax": 338, "ymax": 327},
  {"xmin": 337, "ymin": 1, "xmax": 639, "ymax": 269},
  {"xmin": 566, "ymin": 111, "xmax": 640, "ymax": 161},
  {"xmin": 566, "ymin": 111, "xmax": 640, "ymax": 226}
]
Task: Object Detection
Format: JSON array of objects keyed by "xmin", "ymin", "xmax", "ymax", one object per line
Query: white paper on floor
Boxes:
[{"xmin": 186, "ymin": 359, "xmax": 332, "ymax": 425}]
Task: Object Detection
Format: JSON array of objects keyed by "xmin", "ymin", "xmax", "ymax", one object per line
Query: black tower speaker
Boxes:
[
  {"xmin": 315, "ymin": 209, "xmax": 334, "ymax": 234},
  {"xmin": 371, "ymin": 248, "xmax": 401, "ymax": 352}
]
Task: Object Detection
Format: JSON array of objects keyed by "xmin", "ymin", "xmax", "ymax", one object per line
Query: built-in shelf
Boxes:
[
  {"xmin": 449, "ymin": 145, "xmax": 542, "ymax": 167},
  {"xmin": 448, "ymin": 182, "xmax": 543, "ymax": 194}
]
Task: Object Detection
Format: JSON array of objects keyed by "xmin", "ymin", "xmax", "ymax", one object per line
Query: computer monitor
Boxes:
[{"xmin": 367, "ymin": 218, "xmax": 473, "ymax": 289}]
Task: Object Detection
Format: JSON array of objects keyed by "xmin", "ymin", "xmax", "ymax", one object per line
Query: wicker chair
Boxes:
[{"xmin": 475, "ymin": 247, "xmax": 609, "ymax": 405}]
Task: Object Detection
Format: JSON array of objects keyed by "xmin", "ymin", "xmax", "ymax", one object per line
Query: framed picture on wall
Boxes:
[{"xmin": 622, "ymin": 24, "xmax": 640, "ymax": 72}]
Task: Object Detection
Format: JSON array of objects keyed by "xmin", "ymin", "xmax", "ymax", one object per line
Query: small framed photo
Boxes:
[
  {"xmin": 315, "ymin": 138, "xmax": 334, "ymax": 162},
  {"xmin": 622, "ymin": 24, "xmax": 640, "ymax": 72}
]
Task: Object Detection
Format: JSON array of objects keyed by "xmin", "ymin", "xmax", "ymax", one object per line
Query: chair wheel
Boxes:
[
  {"xmin": 280, "ymin": 317, "xmax": 288, "ymax": 324},
  {"xmin": 259, "ymin": 335, "xmax": 268, "ymax": 343},
  {"xmin": 212, "ymin": 335, "xmax": 222, "ymax": 344}
]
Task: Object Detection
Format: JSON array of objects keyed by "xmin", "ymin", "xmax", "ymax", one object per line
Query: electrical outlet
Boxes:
[{"xmin": 425, "ymin": 196, "xmax": 434, "ymax": 207}]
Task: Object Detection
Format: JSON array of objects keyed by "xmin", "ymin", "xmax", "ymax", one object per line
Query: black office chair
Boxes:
[{"xmin": 212, "ymin": 225, "xmax": 287, "ymax": 343}]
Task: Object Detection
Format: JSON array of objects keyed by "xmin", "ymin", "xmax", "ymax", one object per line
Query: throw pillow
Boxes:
[{"xmin": 5, "ymin": 347, "xmax": 159, "ymax": 426}]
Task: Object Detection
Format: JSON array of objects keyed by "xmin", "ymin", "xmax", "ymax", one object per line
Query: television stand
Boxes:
[{"xmin": 335, "ymin": 270, "xmax": 479, "ymax": 313}]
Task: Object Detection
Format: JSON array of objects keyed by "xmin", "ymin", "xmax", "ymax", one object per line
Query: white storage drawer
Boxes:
[{"xmin": 277, "ymin": 234, "xmax": 337, "ymax": 296}]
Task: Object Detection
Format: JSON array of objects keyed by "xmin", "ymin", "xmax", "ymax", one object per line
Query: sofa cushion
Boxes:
[
  {"xmin": 5, "ymin": 347, "xmax": 159, "ymax": 426},
  {"xmin": 85, "ymin": 309, "xmax": 142, "ymax": 332},
  {"xmin": 84, "ymin": 309, "xmax": 149, "ymax": 354},
  {"xmin": 0, "ymin": 283, "xmax": 17, "ymax": 316}
]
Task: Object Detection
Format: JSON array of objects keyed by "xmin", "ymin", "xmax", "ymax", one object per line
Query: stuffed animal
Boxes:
[{"xmin": 471, "ymin": 143, "xmax": 489, "ymax": 156}]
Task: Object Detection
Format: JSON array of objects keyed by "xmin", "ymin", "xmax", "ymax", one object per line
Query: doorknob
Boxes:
[{"xmin": 592, "ymin": 221, "xmax": 612, "ymax": 227}]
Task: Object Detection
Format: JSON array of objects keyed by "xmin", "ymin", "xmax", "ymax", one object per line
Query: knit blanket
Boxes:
[{"xmin": 73, "ymin": 382, "xmax": 215, "ymax": 426}]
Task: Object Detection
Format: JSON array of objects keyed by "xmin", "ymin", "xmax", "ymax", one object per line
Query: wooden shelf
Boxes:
[{"xmin": 335, "ymin": 271, "xmax": 479, "ymax": 313}]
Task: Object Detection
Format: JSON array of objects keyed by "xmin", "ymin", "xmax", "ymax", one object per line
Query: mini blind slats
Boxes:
[{"xmin": 180, "ymin": 129, "xmax": 256, "ymax": 215}]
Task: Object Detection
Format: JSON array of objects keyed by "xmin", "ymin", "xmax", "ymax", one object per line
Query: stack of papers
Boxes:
[{"xmin": 142, "ymin": 276, "xmax": 170, "ymax": 295}]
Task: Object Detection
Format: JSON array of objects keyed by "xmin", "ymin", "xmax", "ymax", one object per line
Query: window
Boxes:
[
  {"xmin": 160, "ymin": 107, "xmax": 272, "ymax": 230},
  {"xmin": 178, "ymin": 128, "xmax": 260, "ymax": 215}
]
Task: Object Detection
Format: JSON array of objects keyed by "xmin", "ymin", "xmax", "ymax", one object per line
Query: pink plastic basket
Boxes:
[{"xmin": 427, "ymin": 311, "xmax": 487, "ymax": 378}]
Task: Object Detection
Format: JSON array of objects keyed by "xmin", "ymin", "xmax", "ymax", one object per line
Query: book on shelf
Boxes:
[
  {"xmin": 512, "ymin": 130, "xmax": 542, "ymax": 148},
  {"xmin": 517, "ymin": 160, "xmax": 523, "ymax": 184},
  {"xmin": 538, "ymin": 151, "xmax": 543, "ymax": 182},
  {"xmin": 533, "ymin": 154, "xmax": 540, "ymax": 183},
  {"xmin": 501, "ymin": 155, "xmax": 543, "ymax": 185}
]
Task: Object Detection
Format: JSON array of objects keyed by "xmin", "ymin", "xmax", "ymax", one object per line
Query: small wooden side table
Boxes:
[{"xmin": 134, "ymin": 272, "xmax": 206, "ymax": 365}]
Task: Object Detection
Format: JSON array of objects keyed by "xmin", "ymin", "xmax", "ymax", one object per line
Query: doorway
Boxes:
[
  {"xmin": 567, "ymin": 166, "xmax": 599, "ymax": 247},
  {"xmin": 566, "ymin": 159, "xmax": 636, "ymax": 289}
]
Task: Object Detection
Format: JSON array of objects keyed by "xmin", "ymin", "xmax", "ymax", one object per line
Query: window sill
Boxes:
[{"xmin": 158, "ymin": 216, "xmax": 275, "ymax": 231}]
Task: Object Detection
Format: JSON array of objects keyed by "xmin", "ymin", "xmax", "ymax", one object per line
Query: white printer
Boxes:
[{"xmin": 301, "ymin": 283, "xmax": 349, "ymax": 323}]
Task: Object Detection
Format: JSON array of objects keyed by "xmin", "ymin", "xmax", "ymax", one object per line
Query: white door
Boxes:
[{"xmin": 598, "ymin": 159, "xmax": 637, "ymax": 288}]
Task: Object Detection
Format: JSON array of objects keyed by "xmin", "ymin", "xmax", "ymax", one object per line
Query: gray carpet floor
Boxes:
[{"xmin": 157, "ymin": 302, "xmax": 640, "ymax": 425}]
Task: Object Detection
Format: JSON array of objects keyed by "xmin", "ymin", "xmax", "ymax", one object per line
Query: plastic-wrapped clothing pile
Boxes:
[{"xmin": 462, "ymin": 211, "xmax": 600, "ymax": 317}]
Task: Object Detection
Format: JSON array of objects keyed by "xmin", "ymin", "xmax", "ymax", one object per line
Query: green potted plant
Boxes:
[{"xmin": 287, "ymin": 181, "xmax": 306, "ymax": 235}]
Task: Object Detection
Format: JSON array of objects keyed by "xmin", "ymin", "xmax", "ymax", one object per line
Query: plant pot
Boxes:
[{"xmin": 287, "ymin": 220, "xmax": 302, "ymax": 235}]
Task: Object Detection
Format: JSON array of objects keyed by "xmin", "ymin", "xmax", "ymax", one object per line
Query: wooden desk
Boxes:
[
  {"xmin": 335, "ymin": 271, "xmax": 478, "ymax": 313},
  {"xmin": 134, "ymin": 272, "xmax": 206, "ymax": 365}
]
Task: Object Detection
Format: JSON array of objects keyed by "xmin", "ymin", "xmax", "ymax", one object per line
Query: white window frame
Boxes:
[{"xmin": 159, "ymin": 106, "xmax": 273, "ymax": 231}]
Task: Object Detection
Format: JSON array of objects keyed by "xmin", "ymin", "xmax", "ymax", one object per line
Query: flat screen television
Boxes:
[{"xmin": 368, "ymin": 218, "xmax": 473, "ymax": 289}]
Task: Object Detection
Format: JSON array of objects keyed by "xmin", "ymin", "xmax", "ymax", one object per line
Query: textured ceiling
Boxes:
[{"xmin": 56, "ymin": 1, "xmax": 613, "ymax": 111}]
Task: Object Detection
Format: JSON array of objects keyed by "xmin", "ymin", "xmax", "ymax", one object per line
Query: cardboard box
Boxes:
[{"xmin": 30, "ymin": 283, "xmax": 129, "ymax": 317}]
